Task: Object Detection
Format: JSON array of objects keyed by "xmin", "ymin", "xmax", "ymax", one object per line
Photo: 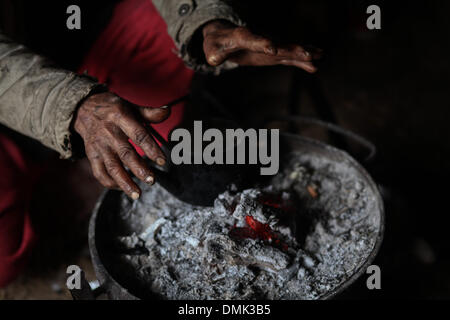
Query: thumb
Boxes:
[{"xmin": 138, "ymin": 106, "xmax": 171, "ymax": 124}]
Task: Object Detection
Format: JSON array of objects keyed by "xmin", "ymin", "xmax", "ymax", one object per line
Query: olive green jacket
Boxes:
[{"xmin": 0, "ymin": 0, "xmax": 243, "ymax": 158}]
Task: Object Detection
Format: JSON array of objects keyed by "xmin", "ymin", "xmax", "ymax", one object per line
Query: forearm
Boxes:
[
  {"xmin": 0, "ymin": 31, "xmax": 101, "ymax": 159},
  {"xmin": 152, "ymin": 0, "xmax": 245, "ymax": 73}
]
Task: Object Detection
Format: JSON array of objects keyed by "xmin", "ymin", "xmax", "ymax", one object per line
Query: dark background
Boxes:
[{"xmin": 0, "ymin": 0, "xmax": 449, "ymax": 299}]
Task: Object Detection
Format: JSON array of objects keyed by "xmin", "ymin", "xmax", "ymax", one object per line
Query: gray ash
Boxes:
[{"xmin": 110, "ymin": 152, "xmax": 381, "ymax": 300}]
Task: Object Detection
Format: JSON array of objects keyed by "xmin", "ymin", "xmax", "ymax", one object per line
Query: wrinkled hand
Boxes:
[
  {"xmin": 203, "ymin": 20, "xmax": 322, "ymax": 73},
  {"xmin": 74, "ymin": 92, "xmax": 170, "ymax": 199}
]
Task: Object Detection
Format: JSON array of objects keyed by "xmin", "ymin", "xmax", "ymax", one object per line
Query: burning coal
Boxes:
[{"xmin": 109, "ymin": 152, "xmax": 380, "ymax": 300}]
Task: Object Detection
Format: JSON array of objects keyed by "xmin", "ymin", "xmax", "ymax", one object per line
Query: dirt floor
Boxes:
[{"xmin": 1, "ymin": 1, "xmax": 449, "ymax": 299}]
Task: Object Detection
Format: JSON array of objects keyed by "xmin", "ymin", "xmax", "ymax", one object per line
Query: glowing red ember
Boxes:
[
  {"xmin": 228, "ymin": 193, "xmax": 292, "ymax": 251},
  {"xmin": 229, "ymin": 215, "xmax": 288, "ymax": 251},
  {"xmin": 258, "ymin": 193, "xmax": 295, "ymax": 214},
  {"xmin": 245, "ymin": 216, "xmax": 274, "ymax": 241}
]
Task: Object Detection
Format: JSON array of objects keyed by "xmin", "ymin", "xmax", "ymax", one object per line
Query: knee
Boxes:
[
  {"xmin": 0, "ymin": 189, "xmax": 35, "ymax": 287},
  {"xmin": 0, "ymin": 135, "xmax": 35, "ymax": 287}
]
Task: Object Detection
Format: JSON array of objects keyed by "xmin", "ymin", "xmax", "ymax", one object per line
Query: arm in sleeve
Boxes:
[
  {"xmin": 152, "ymin": 0, "xmax": 245, "ymax": 73},
  {"xmin": 0, "ymin": 31, "xmax": 103, "ymax": 159}
]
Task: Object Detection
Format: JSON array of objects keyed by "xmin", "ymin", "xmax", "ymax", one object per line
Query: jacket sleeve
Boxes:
[
  {"xmin": 152, "ymin": 0, "xmax": 245, "ymax": 73},
  {"xmin": 0, "ymin": 31, "xmax": 103, "ymax": 159}
]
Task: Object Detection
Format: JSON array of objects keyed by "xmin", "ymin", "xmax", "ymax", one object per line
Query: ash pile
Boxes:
[{"xmin": 111, "ymin": 152, "xmax": 380, "ymax": 300}]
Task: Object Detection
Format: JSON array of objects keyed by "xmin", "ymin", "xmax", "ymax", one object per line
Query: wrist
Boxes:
[{"xmin": 70, "ymin": 87, "xmax": 107, "ymax": 157}]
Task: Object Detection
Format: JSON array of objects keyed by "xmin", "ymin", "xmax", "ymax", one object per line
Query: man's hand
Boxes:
[
  {"xmin": 203, "ymin": 21, "xmax": 322, "ymax": 73},
  {"xmin": 74, "ymin": 92, "xmax": 170, "ymax": 200}
]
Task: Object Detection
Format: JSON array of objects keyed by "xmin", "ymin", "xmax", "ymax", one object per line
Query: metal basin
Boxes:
[{"xmin": 86, "ymin": 133, "xmax": 384, "ymax": 300}]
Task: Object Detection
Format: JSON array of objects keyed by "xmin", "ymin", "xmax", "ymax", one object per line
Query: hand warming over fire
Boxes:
[
  {"xmin": 74, "ymin": 92, "xmax": 170, "ymax": 199},
  {"xmin": 202, "ymin": 20, "xmax": 322, "ymax": 73}
]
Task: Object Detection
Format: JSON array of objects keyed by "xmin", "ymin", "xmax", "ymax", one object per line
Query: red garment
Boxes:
[{"xmin": 0, "ymin": 0, "xmax": 193, "ymax": 287}]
